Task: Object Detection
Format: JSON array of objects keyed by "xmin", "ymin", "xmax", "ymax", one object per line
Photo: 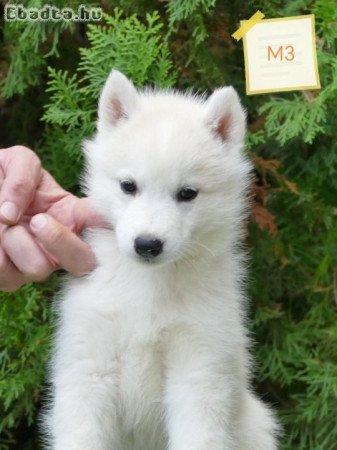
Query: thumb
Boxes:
[{"xmin": 30, "ymin": 213, "xmax": 96, "ymax": 276}]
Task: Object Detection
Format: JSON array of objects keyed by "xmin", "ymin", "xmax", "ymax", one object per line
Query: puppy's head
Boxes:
[{"xmin": 84, "ymin": 70, "xmax": 251, "ymax": 265}]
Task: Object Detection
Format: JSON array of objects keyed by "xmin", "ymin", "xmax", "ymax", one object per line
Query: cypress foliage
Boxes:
[{"xmin": 0, "ymin": 1, "xmax": 336, "ymax": 448}]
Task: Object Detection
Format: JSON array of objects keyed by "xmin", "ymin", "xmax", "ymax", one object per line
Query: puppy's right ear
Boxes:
[
  {"xmin": 97, "ymin": 70, "xmax": 138, "ymax": 131},
  {"xmin": 204, "ymin": 87, "xmax": 246, "ymax": 148}
]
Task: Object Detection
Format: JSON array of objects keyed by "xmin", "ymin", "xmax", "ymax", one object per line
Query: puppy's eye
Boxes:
[
  {"xmin": 120, "ymin": 179, "xmax": 137, "ymax": 195},
  {"xmin": 177, "ymin": 186, "xmax": 198, "ymax": 202}
]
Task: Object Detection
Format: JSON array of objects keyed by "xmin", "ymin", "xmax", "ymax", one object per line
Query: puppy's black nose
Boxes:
[{"xmin": 134, "ymin": 237, "xmax": 163, "ymax": 258}]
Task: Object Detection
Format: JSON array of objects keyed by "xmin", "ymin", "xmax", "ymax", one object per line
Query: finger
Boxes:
[
  {"xmin": 30, "ymin": 214, "xmax": 96, "ymax": 276},
  {"xmin": 48, "ymin": 195, "xmax": 109, "ymax": 233},
  {"xmin": 0, "ymin": 246, "xmax": 27, "ymax": 292},
  {"xmin": 1, "ymin": 225, "xmax": 55, "ymax": 282},
  {"xmin": 0, "ymin": 146, "xmax": 42, "ymax": 224},
  {"xmin": 73, "ymin": 197, "xmax": 110, "ymax": 230}
]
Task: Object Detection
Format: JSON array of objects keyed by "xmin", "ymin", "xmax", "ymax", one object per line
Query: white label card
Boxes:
[{"xmin": 242, "ymin": 15, "xmax": 320, "ymax": 95}]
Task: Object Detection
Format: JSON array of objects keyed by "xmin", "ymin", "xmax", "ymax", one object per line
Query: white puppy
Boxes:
[{"xmin": 42, "ymin": 70, "xmax": 279, "ymax": 449}]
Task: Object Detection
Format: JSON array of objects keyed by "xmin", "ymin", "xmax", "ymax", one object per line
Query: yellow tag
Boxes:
[
  {"xmin": 232, "ymin": 10, "xmax": 265, "ymax": 41},
  {"xmin": 234, "ymin": 13, "xmax": 321, "ymax": 95}
]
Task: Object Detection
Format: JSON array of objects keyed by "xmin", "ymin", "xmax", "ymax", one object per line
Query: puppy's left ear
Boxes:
[
  {"xmin": 97, "ymin": 70, "xmax": 139, "ymax": 131},
  {"xmin": 204, "ymin": 87, "xmax": 246, "ymax": 147}
]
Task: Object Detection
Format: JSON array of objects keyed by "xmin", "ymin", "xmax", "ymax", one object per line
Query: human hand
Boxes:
[{"xmin": 0, "ymin": 146, "xmax": 106, "ymax": 291}]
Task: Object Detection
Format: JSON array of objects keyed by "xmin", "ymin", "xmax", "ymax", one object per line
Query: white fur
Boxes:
[{"xmin": 42, "ymin": 70, "xmax": 280, "ymax": 449}]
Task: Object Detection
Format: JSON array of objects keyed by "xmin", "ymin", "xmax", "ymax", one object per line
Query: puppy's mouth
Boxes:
[{"xmin": 136, "ymin": 254, "xmax": 163, "ymax": 265}]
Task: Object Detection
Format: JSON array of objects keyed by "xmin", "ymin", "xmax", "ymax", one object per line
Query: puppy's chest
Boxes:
[
  {"xmin": 107, "ymin": 301, "xmax": 172, "ymax": 422},
  {"xmin": 95, "ymin": 276, "xmax": 170, "ymax": 368},
  {"xmin": 81, "ymin": 263, "xmax": 211, "ymax": 412}
]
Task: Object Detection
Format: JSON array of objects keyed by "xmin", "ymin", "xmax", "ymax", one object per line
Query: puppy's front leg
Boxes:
[
  {"xmin": 46, "ymin": 367, "xmax": 121, "ymax": 450},
  {"xmin": 164, "ymin": 332, "xmax": 238, "ymax": 450},
  {"xmin": 47, "ymin": 369, "xmax": 121, "ymax": 450}
]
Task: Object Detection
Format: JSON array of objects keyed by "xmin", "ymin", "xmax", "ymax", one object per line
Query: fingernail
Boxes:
[
  {"xmin": 30, "ymin": 214, "xmax": 48, "ymax": 231},
  {"xmin": 79, "ymin": 255, "xmax": 96, "ymax": 276},
  {"xmin": 0, "ymin": 201, "xmax": 19, "ymax": 223}
]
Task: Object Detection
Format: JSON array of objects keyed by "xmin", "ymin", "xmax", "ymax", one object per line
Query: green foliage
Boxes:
[
  {"xmin": 166, "ymin": 0, "xmax": 216, "ymax": 45},
  {"xmin": 314, "ymin": 0, "xmax": 337, "ymax": 49},
  {"xmin": 1, "ymin": 1, "xmax": 336, "ymax": 449},
  {"xmin": 42, "ymin": 9, "xmax": 176, "ymax": 168},
  {"xmin": 79, "ymin": 10, "xmax": 177, "ymax": 92},
  {"xmin": 0, "ymin": 284, "xmax": 52, "ymax": 448},
  {"xmin": 249, "ymin": 191, "xmax": 337, "ymax": 449},
  {"xmin": 167, "ymin": 0, "xmax": 216, "ymax": 24},
  {"xmin": 259, "ymin": 95, "xmax": 327, "ymax": 145},
  {"xmin": 2, "ymin": 0, "xmax": 75, "ymax": 98},
  {"xmin": 259, "ymin": 56, "xmax": 337, "ymax": 145}
]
